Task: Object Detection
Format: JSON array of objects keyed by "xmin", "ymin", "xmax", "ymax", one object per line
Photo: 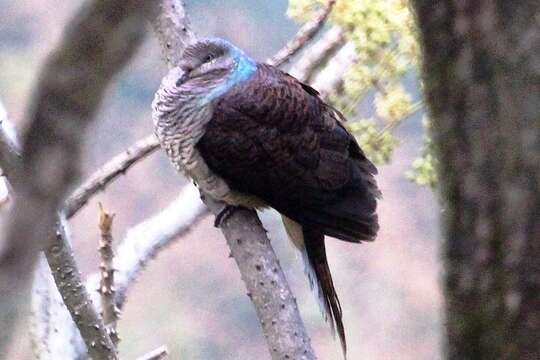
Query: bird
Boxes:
[{"xmin": 152, "ymin": 37, "xmax": 380, "ymax": 357}]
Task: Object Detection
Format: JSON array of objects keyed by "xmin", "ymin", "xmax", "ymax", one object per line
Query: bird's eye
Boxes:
[{"xmin": 204, "ymin": 54, "xmax": 214, "ymax": 63}]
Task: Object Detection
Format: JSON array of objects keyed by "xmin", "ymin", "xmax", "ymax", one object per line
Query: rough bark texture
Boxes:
[
  {"xmin": 411, "ymin": 1, "xmax": 540, "ymax": 359},
  {"xmin": 213, "ymin": 203, "xmax": 316, "ymax": 360},
  {"xmin": 46, "ymin": 217, "xmax": 117, "ymax": 360},
  {"xmin": 31, "ymin": 185, "xmax": 208, "ymax": 359},
  {"xmin": 144, "ymin": 0, "xmax": 197, "ymax": 67},
  {"xmin": 98, "ymin": 205, "xmax": 119, "ymax": 347}
]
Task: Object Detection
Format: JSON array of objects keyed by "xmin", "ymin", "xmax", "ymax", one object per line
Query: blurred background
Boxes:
[{"xmin": 1, "ymin": 0, "xmax": 441, "ymax": 358}]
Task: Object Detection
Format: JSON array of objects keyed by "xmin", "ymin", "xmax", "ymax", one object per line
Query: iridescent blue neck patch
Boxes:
[{"xmin": 204, "ymin": 47, "xmax": 257, "ymax": 102}]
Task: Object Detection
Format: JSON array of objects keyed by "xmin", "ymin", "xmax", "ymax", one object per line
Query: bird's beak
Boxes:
[
  {"xmin": 163, "ymin": 67, "xmax": 188, "ymax": 89},
  {"xmin": 176, "ymin": 72, "xmax": 189, "ymax": 86}
]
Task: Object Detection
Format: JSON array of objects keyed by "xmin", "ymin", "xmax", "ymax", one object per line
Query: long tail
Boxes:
[{"xmin": 303, "ymin": 227, "xmax": 347, "ymax": 357}]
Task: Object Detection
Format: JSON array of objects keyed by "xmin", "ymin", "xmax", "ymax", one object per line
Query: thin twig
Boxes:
[
  {"xmin": 376, "ymin": 101, "xmax": 425, "ymax": 139},
  {"xmin": 288, "ymin": 26, "xmax": 345, "ymax": 83},
  {"xmin": 98, "ymin": 203, "xmax": 120, "ymax": 347},
  {"xmin": 268, "ymin": 0, "xmax": 337, "ymax": 68},
  {"xmin": 0, "ymin": 99, "xmax": 22, "ymax": 182},
  {"xmin": 0, "ymin": 0, "xmax": 147, "ymax": 352},
  {"xmin": 312, "ymin": 42, "xmax": 358, "ymax": 99},
  {"xmin": 65, "ymin": 135, "xmax": 159, "ymax": 218},
  {"xmin": 0, "ymin": 100, "xmax": 17, "ymax": 211},
  {"xmin": 136, "ymin": 346, "xmax": 168, "ymax": 360}
]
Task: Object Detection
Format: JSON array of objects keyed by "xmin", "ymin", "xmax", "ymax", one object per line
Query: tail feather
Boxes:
[
  {"xmin": 303, "ymin": 227, "xmax": 347, "ymax": 358},
  {"xmin": 301, "ymin": 206, "xmax": 378, "ymax": 242},
  {"xmin": 278, "ymin": 186, "xmax": 379, "ymax": 243}
]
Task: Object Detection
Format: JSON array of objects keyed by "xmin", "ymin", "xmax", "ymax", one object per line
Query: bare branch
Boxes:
[
  {"xmin": 29, "ymin": 134, "xmax": 161, "ymax": 357},
  {"xmin": 143, "ymin": 0, "xmax": 197, "ymax": 67},
  {"xmin": 0, "ymin": 0, "xmax": 147, "ymax": 351},
  {"xmin": 46, "ymin": 216, "xmax": 117, "ymax": 360},
  {"xmin": 136, "ymin": 346, "xmax": 168, "ymax": 360},
  {"xmin": 30, "ymin": 257, "xmax": 53, "ymax": 358},
  {"xmin": 0, "ymin": 176, "xmax": 13, "ymax": 211},
  {"xmin": 3, "ymin": 120, "xmax": 118, "ymax": 359},
  {"xmin": 267, "ymin": 0, "xmax": 336, "ymax": 68},
  {"xmin": 112, "ymin": 184, "xmax": 208, "ymax": 305},
  {"xmin": 65, "ymin": 135, "xmax": 159, "ymax": 218},
  {"xmin": 32, "ymin": 185, "xmax": 207, "ymax": 358},
  {"xmin": 311, "ymin": 42, "xmax": 357, "ymax": 99},
  {"xmin": 31, "ymin": 256, "xmax": 85, "ymax": 359},
  {"xmin": 0, "ymin": 101, "xmax": 100, "ymax": 359},
  {"xmin": 288, "ymin": 26, "xmax": 345, "ymax": 83},
  {"xmin": 97, "ymin": 203, "xmax": 120, "ymax": 347},
  {"xmin": 0, "ymin": 100, "xmax": 21, "ymax": 181},
  {"xmin": 0, "ymin": 100, "xmax": 17, "ymax": 224},
  {"xmin": 206, "ymin": 199, "xmax": 316, "ymax": 359}
]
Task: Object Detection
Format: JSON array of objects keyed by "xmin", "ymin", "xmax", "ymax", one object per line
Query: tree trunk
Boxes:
[{"xmin": 411, "ymin": 1, "xmax": 540, "ymax": 359}]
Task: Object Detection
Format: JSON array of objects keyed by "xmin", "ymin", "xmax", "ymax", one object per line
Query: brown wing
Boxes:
[{"xmin": 197, "ymin": 64, "xmax": 379, "ymax": 242}]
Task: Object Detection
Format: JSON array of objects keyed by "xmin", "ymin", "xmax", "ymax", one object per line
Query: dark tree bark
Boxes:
[{"xmin": 411, "ymin": 1, "xmax": 540, "ymax": 359}]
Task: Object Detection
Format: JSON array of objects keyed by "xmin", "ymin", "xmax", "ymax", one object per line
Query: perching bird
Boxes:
[{"xmin": 152, "ymin": 38, "xmax": 380, "ymax": 356}]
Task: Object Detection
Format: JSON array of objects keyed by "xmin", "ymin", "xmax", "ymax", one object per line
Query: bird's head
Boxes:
[
  {"xmin": 152, "ymin": 38, "xmax": 256, "ymax": 128},
  {"xmin": 176, "ymin": 38, "xmax": 256, "ymax": 93}
]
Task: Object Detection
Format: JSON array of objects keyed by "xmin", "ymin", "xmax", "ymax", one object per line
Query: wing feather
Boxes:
[{"xmin": 197, "ymin": 64, "xmax": 379, "ymax": 242}]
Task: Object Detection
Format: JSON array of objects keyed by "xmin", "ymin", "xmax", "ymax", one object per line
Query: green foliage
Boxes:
[
  {"xmin": 348, "ymin": 119, "xmax": 400, "ymax": 165},
  {"xmin": 407, "ymin": 116, "xmax": 438, "ymax": 187},
  {"xmin": 288, "ymin": 0, "xmax": 435, "ymax": 185}
]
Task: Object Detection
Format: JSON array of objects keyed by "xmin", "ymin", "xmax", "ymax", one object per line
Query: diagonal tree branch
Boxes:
[
  {"xmin": 3, "ymin": 112, "xmax": 121, "ymax": 360},
  {"xmin": 311, "ymin": 42, "xmax": 357, "ymax": 99},
  {"xmin": 0, "ymin": 100, "xmax": 21, "ymax": 182},
  {"xmin": 288, "ymin": 26, "xmax": 345, "ymax": 83},
  {"xmin": 31, "ymin": 256, "xmax": 86, "ymax": 359},
  {"xmin": 109, "ymin": 184, "xmax": 208, "ymax": 307},
  {"xmin": 208, "ymin": 199, "xmax": 316, "ymax": 359},
  {"xmin": 65, "ymin": 135, "xmax": 159, "ymax": 218},
  {"xmin": 0, "ymin": 0, "xmax": 147, "ymax": 355},
  {"xmin": 32, "ymin": 149, "xmax": 207, "ymax": 358},
  {"xmin": 27, "ymin": 118, "xmax": 201, "ymax": 358},
  {"xmin": 136, "ymin": 346, "xmax": 168, "ymax": 360},
  {"xmin": 32, "ymin": 185, "xmax": 208, "ymax": 358},
  {"xmin": 147, "ymin": 2, "xmax": 316, "ymax": 359},
  {"xmin": 268, "ymin": 0, "xmax": 337, "ymax": 68},
  {"xmin": 144, "ymin": 0, "xmax": 197, "ymax": 68},
  {"xmin": 46, "ymin": 215, "xmax": 117, "ymax": 359}
]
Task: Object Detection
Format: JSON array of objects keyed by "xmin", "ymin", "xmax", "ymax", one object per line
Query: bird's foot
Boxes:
[{"xmin": 214, "ymin": 205, "xmax": 238, "ymax": 228}]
